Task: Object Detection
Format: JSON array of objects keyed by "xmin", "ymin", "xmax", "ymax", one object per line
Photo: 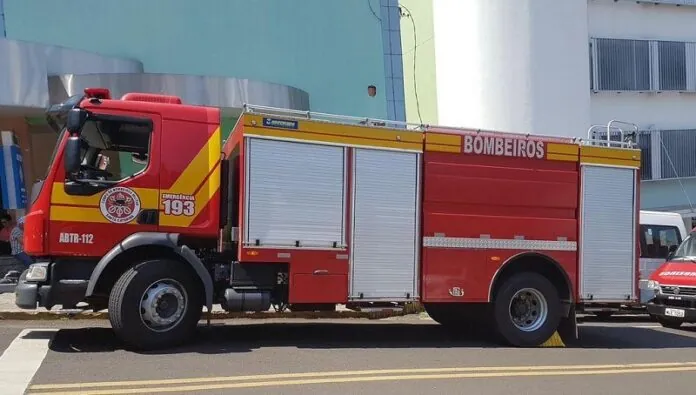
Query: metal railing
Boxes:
[
  {"xmin": 243, "ymin": 104, "xmax": 642, "ymax": 151},
  {"xmin": 586, "ymin": 120, "xmax": 639, "ymax": 149},
  {"xmin": 594, "ymin": 128, "xmax": 696, "ymax": 181},
  {"xmin": 242, "ymin": 103, "xmax": 423, "ymax": 132}
]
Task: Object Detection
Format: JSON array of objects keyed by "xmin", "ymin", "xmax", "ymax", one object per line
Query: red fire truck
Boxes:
[{"xmin": 14, "ymin": 88, "xmax": 642, "ymax": 350}]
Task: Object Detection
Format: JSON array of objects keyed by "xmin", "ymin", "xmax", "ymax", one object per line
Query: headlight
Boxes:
[
  {"xmin": 639, "ymin": 279, "xmax": 660, "ymax": 290},
  {"xmin": 25, "ymin": 263, "xmax": 49, "ymax": 282}
]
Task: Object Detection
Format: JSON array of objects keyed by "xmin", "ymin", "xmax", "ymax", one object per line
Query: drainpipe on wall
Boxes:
[{"xmin": 0, "ymin": 0, "xmax": 5, "ymax": 37}]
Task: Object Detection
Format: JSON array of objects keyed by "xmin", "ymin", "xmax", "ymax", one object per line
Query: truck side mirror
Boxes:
[
  {"xmin": 64, "ymin": 136, "xmax": 82, "ymax": 174},
  {"xmin": 66, "ymin": 108, "xmax": 88, "ymax": 133},
  {"xmin": 132, "ymin": 153, "xmax": 148, "ymax": 165},
  {"xmin": 666, "ymin": 244, "xmax": 678, "ymax": 260}
]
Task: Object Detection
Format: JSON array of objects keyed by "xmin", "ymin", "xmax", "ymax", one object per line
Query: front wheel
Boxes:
[
  {"xmin": 492, "ymin": 272, "xmax": 562, "ymax": 347},
  {"xmin": 108, "ymin": 259, "xmax": 203, "ymax": 350}
]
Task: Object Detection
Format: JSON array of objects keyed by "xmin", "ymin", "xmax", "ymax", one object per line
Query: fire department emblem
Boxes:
[{"xmin": 99, "ymin": 187, "xmax": 141, "ymax": 224}]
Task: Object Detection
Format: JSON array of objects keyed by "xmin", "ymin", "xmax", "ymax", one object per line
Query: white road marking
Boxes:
[{"xmin": 0, "ymin": 328, "xmax": 58, "ymax": 395}]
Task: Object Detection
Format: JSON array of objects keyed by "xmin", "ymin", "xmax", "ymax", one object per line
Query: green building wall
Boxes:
[
  {"xmin": 399, "ymin": 0, "xmax": 438, "ymax": 125},
  {"xmin": 3, "ymin": 0, "xmax": 396, "ymax": 119}
]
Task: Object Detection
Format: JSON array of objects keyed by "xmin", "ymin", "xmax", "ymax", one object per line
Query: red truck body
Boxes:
[{"xmin": 15, "ymin": 89, "xmax": 642, "ymax": 350}]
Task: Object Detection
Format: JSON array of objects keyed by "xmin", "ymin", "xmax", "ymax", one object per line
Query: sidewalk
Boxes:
[{"xmin": 0, "ymin": 292, "xmax": 422, "ymax": 320}]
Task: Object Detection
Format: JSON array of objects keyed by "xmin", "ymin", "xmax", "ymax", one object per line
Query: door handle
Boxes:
[
  {"xmin": 313, "ymin": 269, "xmax": 329, "ymax": 275},
  {"xmin": 137, "ymin": 209, "xmax": 159, "ymax": 225}
]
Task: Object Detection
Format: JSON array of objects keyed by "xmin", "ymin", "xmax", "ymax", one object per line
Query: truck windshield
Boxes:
[
  {"xmin": 671, "ymin": 233, "xmax": 696, "ymax": 262},
  {"xmin": 31, "ymin": 128, "xmax": 66, "ymax": 205},
  {"xmin": 34, "ymin": 93, "xmax": 85, "ymax": 204}
]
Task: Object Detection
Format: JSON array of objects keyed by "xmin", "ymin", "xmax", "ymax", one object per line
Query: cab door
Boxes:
[{"xmin": 48, "ymin": 111, "xmax": 161, "ymax": 257}]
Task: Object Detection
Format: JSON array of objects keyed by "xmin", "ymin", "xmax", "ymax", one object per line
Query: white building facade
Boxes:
[{"xmin": 429, "ymin": 0, "xmax": 696, "ymax": 226}]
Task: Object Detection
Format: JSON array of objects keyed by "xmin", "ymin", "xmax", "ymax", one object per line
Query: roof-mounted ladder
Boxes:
[{"xmin": 586, "ymin": 120, "xmax": 639, "ymax": 149}]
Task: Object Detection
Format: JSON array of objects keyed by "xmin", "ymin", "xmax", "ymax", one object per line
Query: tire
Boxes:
[
  {"xmin": 492, "ymin": 272, "xmax": 562, "ymax": 347},
  {"xmin": 108, "ymin": 259, "xmax": 203, "ymax": 350},
  {"xmin": 656, "ymin": 316, "xmax": 683, "ymax": 329}
]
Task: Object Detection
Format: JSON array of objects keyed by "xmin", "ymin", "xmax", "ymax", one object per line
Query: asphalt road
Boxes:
[{"xmin": 1, "ymin": 315, "xmax": 696, "ymax": 394}]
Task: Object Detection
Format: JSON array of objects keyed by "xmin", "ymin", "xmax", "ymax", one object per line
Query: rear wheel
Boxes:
[
  {"xmin": 492, "ymin": 272, "xmax": 562, "ymax": 347},
  {"xmin": 108, "ymin": 259, "xmax": 203, "ymax": 350}
]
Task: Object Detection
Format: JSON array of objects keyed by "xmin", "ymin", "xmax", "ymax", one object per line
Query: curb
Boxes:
[{"xmin": 0, "ymin": 302, "xmax": 426, "ymax": 321}]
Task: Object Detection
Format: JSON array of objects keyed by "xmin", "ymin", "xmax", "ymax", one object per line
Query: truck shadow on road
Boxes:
[{"xmin": 45, "ymin": 321, "xmax": 696, "ymax": 355}]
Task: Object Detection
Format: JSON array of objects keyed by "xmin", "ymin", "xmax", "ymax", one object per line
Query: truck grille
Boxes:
[{"xmin": 660, "ymin": 285, "xmax": 696, "ymax": 296}]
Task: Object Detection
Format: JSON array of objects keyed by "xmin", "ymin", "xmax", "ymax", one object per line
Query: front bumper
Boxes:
[
  {"xmin": 14, "ymin": 263, "xmax": 89, "ymax": 310},
  {"xmin": 646, "ymin": 301, "xmax": 696, "ymax": 322}
]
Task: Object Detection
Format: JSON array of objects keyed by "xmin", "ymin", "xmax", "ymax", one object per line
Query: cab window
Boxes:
[
  {"xmin": 75, "ymin": 118, "xmax": 151, "ymax": 182},
  {"xmin": 639, "ymin": 225, "xmax": 682, "ymax": 259}
]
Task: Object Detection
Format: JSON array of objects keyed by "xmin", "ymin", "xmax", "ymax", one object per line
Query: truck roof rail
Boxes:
[
  {"xmin": 242, "ymin": 104, "xmax": 639, "ymax": 149},
  {"xmin": 242, "ymin": 104, "xmax": 424, "ymax": 131}
]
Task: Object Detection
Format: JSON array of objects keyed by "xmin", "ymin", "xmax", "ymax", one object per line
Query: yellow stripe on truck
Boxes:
[
  {"xmin": 163, "ymin": 127, "xmax": 222, "ymax": 196},
  {"xmin": 50, "ymin": 183, "xmax": 160, "ymax": 207},
  {"xmin": 160, "ymin": 126, "xmax": 222, "ymax": 227},
  {"xmin": 580, "ymin": 145, "xmax": 641, "ymax": 168},
  {"xmin": 424, "ymin": 133, "xmax": 462, "ymax": 153},
  {"xmin": 50, "ymin": 206, "xmax": 112, "ymax": 224}
]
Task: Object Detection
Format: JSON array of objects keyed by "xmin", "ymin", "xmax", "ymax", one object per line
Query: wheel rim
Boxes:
[
  {"xmin": 508, "ymin": 287, "xmax": 548, "ymax": 332},
  {"xmin": 139, "ymin": 278, "xmax": 188, "ymax": 332}
]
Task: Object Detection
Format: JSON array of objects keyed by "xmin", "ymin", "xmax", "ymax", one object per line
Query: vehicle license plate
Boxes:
[{"xmin": 665, "ymin": 308, "xmax": 685, "ymax": 318}]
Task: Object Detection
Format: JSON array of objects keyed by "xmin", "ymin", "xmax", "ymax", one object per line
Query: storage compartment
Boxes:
[
  {"xmin": 243, "ymin": 137, "xmax": 347, "ymax": 248},
  {"xmin": 579, "ymin": 165, "xmax": 637, "ymax": 301},
  {"xmin": 290, "ymin": 273, "xmax": 348, "ymax": 303},
  {"xmin": 349, "ymin": 148, "xmax": 420, "ymax": 300}
]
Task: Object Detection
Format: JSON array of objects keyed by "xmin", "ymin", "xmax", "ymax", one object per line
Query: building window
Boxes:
[
  {"xmin": 659, "ymin": 129, "xmax": 696, "ymax": 179},
  {"xmin": 658, "ymin": 41, "xmax": 687, "ymax": 91},
  {"xmin": 637, "ymin": 128, "xmax": 696, "ymax": 181},
  {"xmin": 593, "ymin": 38, "xmax": 650, "ymax": 91},
  {"xmin": 591, "ymin": 37, "xmax": 696, "ymax": 92}
]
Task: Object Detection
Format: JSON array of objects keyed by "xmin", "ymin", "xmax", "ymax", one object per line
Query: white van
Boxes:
[{"xmin": 638, "ymin": 210, "xmax": 688, "ymax": 304}]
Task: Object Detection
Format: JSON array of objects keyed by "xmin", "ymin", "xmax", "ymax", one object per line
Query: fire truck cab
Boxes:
[{"xmin": 14, "ymin": 88, "xmax": 642, "ymax": 350}]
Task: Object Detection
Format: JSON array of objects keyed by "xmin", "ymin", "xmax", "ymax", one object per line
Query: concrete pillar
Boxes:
[{"xmin": 432, "ymin": 0, "xmax": 592, "ymax": 138}]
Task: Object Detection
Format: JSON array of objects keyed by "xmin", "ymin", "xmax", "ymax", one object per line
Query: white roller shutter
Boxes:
[
  {"xmin": 350, "ymin": 148, "xmax": 420, "ymax": 299},
  {"xmin": 244, "ymin": 137, "xmax": 346, "ymax": 248},
  {"xmin": 580, "ymin": 165, "xmax": 637, "ymax": 301}
]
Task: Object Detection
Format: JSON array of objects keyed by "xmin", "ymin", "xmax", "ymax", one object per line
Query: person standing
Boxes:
[
  {"xmin": 0, "ymin": 214, "xmax": 13, "ymax": 255},
  {"xmin": 10, "ymin": 217, "xmax": 31, "ymax": 267},
  {"xmin": 0, "ymin": 216, "xmax": 27, "ymax": 284}
]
